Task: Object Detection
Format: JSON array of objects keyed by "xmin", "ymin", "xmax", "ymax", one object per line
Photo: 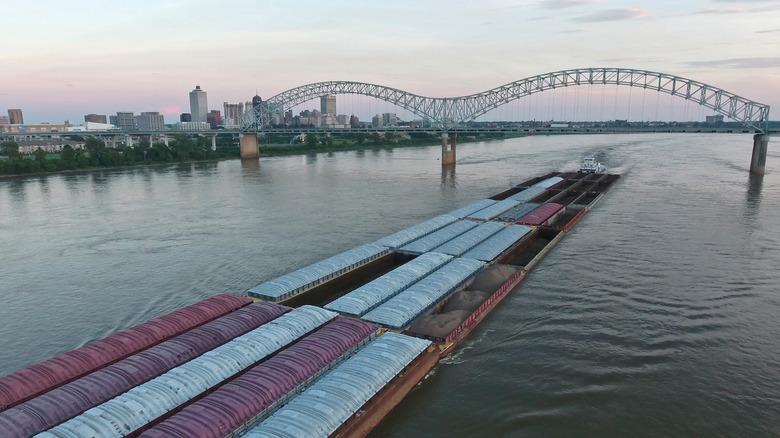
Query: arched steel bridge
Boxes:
[{"xmin": 241, "ymin": 67, "xmax": 771, "ymax": 132}]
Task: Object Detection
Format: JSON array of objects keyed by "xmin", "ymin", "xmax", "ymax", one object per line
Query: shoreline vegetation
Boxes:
[{"xmin": 0, "ymin": 132, "xmax": 514, "ymax": 178}]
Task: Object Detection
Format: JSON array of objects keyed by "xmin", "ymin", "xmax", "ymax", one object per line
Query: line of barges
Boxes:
[{"xmin": 0, "ymin": 171, "xmax": 619, "ymax": 438}]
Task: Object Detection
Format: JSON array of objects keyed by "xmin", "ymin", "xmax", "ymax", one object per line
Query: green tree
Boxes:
[
  {"xmin": 1, "ymin": 141, "xmax": 20, "ymax": 158},
  {"xmin": 33, "ymin": 148, "xmax": 47, "ymax": 165},
  {"xmin": 305, "ymin": 133, "xmax": 319, "ymax": 147},
  {"xmin": 355, "ymin": 133, "xmax": 366, "ymax": 145},
  {"xmin": 60, "ymin": 145, "xmax": 76, "ymax": 169},
  {"xmin": 84, "ymin": 138, "xmax": 107, "ymax": 165}
]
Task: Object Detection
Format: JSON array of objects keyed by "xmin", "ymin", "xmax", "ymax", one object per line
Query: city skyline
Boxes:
[{"xmin": 3, "ymin": 0, "xmax": 779, "ymax": 124}]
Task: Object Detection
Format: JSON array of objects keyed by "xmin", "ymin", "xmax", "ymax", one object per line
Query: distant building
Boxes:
[
  {"xmin": 383, "ymin": 113, "xmax": 398, "ymax": 126},
  {"xmin": 222, "ymin": 102, "xmax": 244, "ymax": 126},
  {"xmin": 136, "ymin": 112, "xmax": 165, "ymax": 131},
  {"xmin": 84, "ymin": 114, "xmax": 107, "ymax": 124},
  {"xmin": 372, "ymin": 114, "xmax": 383, "ymax": 127},
  {"xmin": 320, "ymin": 95, "xmax": 336, "ymax": 116},
  {"xmin": 115, "ymin": 112, "xmax": 137, "ymax": 131},
  {"xmin": 0, "ymin": 115, "xmax": 9, "ymax": 125},
  {"xmin": 0, "ymin": 123, "xmax": 69, "ymax": 133},
  {"xmin": 177, "ymin": 121, "xmax": 210, "ymax": 131},
  {"xmin": 180, "ymin": 113, "xmax": 192, "ymax": 123},
  {"xmin": 68, "ymin": 122, "xmax": 115, "ymax": 131},
  {"xmin": 8, "ymin": 109, "xmax": 23, "ymax": 125},
  {"xmin": 207, "ymin": 110, "xmax": 221, "ymax": 129},
  {"xmin": 189, "ymin": 85, "xmax": 208, "ymax": 123},
  {"xmin": 252, "ymin": 95, "xmax": 263, "ymax": 109},
  {"xmin": 350, "ymin": 115, "xmax": 359, "ymax": 127},
  {"xmin": 706, "ymin": 115, "xmax": 724, "ymax": 124},
  {"xmin": 109, "ymin": 115, "xmax": 118, "ymax": 126},
  {"xmin": 336, "ymin": 115, "xmax": 349, "ymax": 125}
]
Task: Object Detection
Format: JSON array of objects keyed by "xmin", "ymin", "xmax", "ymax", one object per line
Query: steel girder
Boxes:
[{"xmin": 241, "ymin": 68, "xmax": 771, "ymax": 132}]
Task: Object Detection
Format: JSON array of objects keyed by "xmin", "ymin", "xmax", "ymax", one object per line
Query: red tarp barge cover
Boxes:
[
  {"xmin": 516, "ymin": 203, "xmax": 565, "ymax": 226},
  {"xmin": 0, "ymin": 293, "xmax": 252, "ymax": 412}
]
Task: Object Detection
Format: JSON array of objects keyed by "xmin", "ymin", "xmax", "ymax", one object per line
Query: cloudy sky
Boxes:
[{"xmin": 3, "ymin": 0, "xmax": 779, "ymax": 124}]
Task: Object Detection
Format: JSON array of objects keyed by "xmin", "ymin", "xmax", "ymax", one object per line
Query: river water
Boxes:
[{"xmin": 1, "ymin": 134, "xmax": 779, "ymax": 437}]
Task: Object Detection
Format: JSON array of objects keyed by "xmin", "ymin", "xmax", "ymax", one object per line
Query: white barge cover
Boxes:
[
  {"xmin": 362, "ymin": 258, "xmax": 485, "ymax": 329},
  {"xmin": 399, "ymin": 220, "xmax": 478, "ymax": 255},
  {"xmin": 324, "ymin": 252, "xmax": 453, "ymax": 317},
  {"xmin": 462, "ymin": 224, "xmax": 532, "ymax": 262},
  {"xmin": 374, "ymin": 214, "xmax": 458, "ymax": 249},
  {"xmin": 466, "ymin": 199, "xmax": 522, "ymax": 221},
  {"xmin": 247, "ymin": 243, "xmax": 390, "ymax": 302},
  {"xmin": 431, "ymin": 221, "xmax": 506, "ymax": 256},
  {"xmin": 243, "ymin": 333, "xmax": 431, "ymax": 438},
  {"xmin": 446, "ymin": 199, "xmax": 498, "ymax": 219}
]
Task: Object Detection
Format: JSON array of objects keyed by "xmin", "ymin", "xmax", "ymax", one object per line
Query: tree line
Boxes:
[{"xmin": 0, "ymin": 135, "xmax": 228, "ymax": 176}]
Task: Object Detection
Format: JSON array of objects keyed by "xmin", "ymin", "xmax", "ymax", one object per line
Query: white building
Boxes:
[
  {"xmin": 189, "ymin": 85, "xmax": 209, "ymax": 123},
  {"xmin": 223, "ymin": 102, "xmax": 244, "ymax": 127},
  {"xmin": 178, "ymin": 121, "xmax": 211, "ymax": 131},
  {"xmin": 67, "ymin": 122, "xmax": 116, "ymax": 131}
]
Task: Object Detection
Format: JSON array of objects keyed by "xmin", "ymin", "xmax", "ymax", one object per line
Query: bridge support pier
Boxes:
[
  {"xmin": 125, "ymin": 134, "xmax": 133, "ymax": 147},
  {"xmin": 210, "ymin": 135, "xmax": 217, "ymax": 151},
  {"xmin": 750, "ymin": 134, "xmax": 770, "ymax": 175},
  {"xmin": 240, "ymin": 133, "xmax": 259, "ymax": 159},
  {"xmin": 442, "ymin": 133, "xmax": 456, "ymax": 165},
  {"xmin": 163, "ymin": 135, "xmax": 169, "ymax": 146}
]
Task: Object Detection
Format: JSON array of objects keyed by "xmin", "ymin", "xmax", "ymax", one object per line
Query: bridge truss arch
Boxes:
[{"xmin": 242, "ymin": 68, "xmax": 770, "ymax": 132}]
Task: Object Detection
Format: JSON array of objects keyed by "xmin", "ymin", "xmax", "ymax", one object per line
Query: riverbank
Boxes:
[{"xmin": 1, "ymin": 132, "xmax": 518, "ymax": 178}]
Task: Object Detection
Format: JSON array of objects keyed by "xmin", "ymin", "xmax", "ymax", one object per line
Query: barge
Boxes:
[{"xmin": 0, "ymin": 171, "xmax": 618, "ymax": 438}]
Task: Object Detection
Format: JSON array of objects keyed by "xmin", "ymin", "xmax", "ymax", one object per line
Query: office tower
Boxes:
[
  {"xmin": 252, "ymin": 95, "xmax": 263, "ymax": 109},
  {"xmin": 84, "ymin": 114, "xmax": 107, "ymax": 124},
  {"xmin": 0, "ymin": 116, "xmax": 9, "ymax": 125},
  {"xmin": 207, "ymin": 110, "xmax": 221, "ymax": 129},
  {"xmin": 189, "ymin": 85, "xmax": 208, "ymax": 123},
  {"xmin": 115, "ymin": 112, "xmax": 136, "ymax": 131},
  {"xmin": 136, "ymin": 112, "xmax": 165, "ymax": 131},
  {"xmin": 320, "ymin": 95, "xmax": 336, "ymax": 116},
  {"xmin": 223, "ymin": 102, "xmax": 244, "ymax": 126},
  {"xmin": 180, "ymin": 113, "xmax": 192, "ymax": 122},
  {"xmin": 8, "ymin": 109, "xmax": 23, "ymax": 124}
]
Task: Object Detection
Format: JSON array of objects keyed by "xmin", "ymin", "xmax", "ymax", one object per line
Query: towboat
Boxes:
[{"xmin": 580, "ymin": 156, "xmax": 606, "ymax": 174}]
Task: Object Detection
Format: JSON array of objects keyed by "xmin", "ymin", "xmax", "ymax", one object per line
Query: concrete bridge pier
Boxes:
[
  {"xmin": 750, "ymin": 134, "xmax": 770, "ymax": 175},
  {"xmin": 125, "ymin": 134, "xmax": 133, "ymax": 147},
  {"xmin": 163, "ymin": 135, "xmax": 169, "ymax": 146},
  {"xmin": 210, "ymin": 134, "xmax": 217, "ymax": 151},
  {"xmin": 442, "ymin": 133, "xmax": 457, "ymax": 165},
  {"xmin": 240, "ymin": 133, "xmax": 259, "ymax": 159}
]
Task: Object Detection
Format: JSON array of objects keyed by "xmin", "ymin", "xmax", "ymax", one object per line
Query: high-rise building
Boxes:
[
  {"xmin": 136, "ymin": 112, "xmax": 165, "ymax": 131},
  {"xmin": 189, "ymin": 85, "xmax": 208, "ymax": 123},
  {"xmin": 252, "ymin": 95, "xmax": 263, "ymax": 109},
  {"xmin": 383, "ymin": 113, "xmax": 399, "ymax": 126},
  {"xmin": 180, "ymin": 113, "xmax": 192, "ymax": 122},
  {"xmin": 223, "ymin": 102, "xmax": 244, "ymax": 126},
  {"xmin": 207, "ymin": 110, "xmax": 221, "ymax": 129},
  {"xmin": 115, "ymin": 112, "xmax": 136, "ymax": 131},
  {"xmin": 372, "ymin": 114, "xmax": 383, "ymax": 127},
  {"xmin": 84, "ymin": 114, "xmax": 107, "ymax": 124},
  {"xmin": 8, "ymin": 109, "xmax": 23, "ymax": 125},
  {"xmin": 320, "ymin": 95, "xmax": 336, "ymax": 116},
  {"xmin": 0, "ymin": 115, "xmax": 9, "ymax": 125},
  {"xmin": 350, "ymin": 115, "xmax": 359, "ymax": 127}
]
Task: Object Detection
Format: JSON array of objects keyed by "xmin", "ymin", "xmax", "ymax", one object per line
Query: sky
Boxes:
[{"xmin": 2, "ymin": 0, "xmax": 779, "ymax": 124}]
